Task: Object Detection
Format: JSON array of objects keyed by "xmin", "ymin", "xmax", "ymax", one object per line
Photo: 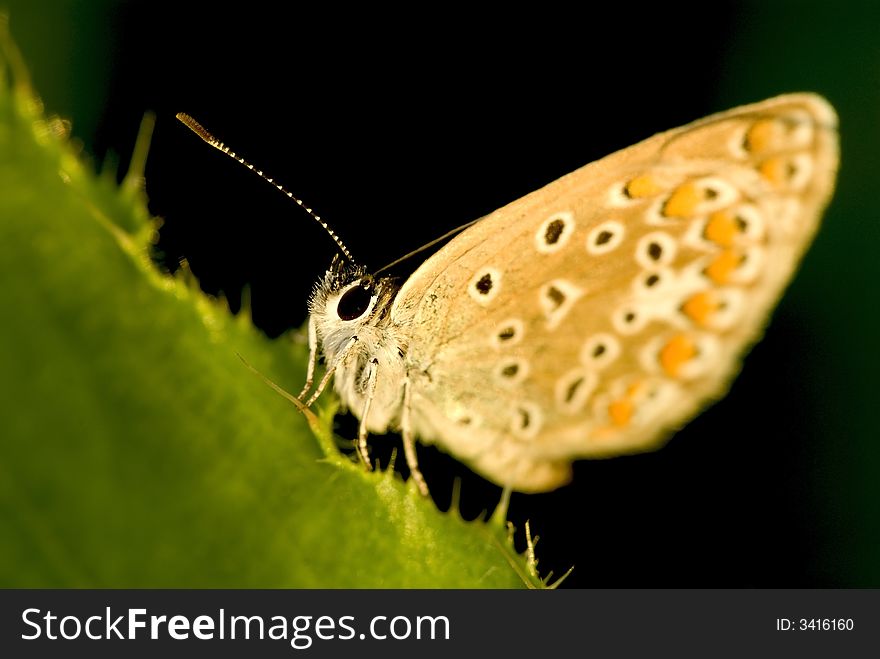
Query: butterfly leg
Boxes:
[
  {"xmin": 297, "ymin": 316, "xmax": 318, "ymax": 400},
  {"xmin": 356, "ymin": 357, "xmax": 378, "ymax": 470},
  {"xmin": 305, "ymin": 335, "xmax": 358, "ymax": 407},
  {"xmin": 401, "ymin": 376, "xmax": 429, "ymax": 496}
]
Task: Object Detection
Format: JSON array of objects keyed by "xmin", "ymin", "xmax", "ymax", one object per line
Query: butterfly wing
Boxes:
[{"xmin": 390, "ymin": 94, "xmax": 838, "ymax": 491}]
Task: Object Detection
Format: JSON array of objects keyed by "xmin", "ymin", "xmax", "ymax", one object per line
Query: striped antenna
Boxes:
[{"xmin": 175, "ymin": 112, "xmax": 357, "ymax": 265}]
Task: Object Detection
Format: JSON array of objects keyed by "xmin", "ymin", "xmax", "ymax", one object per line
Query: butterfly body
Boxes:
[
  {"xmin": 309, "ymin": 264, "xmax": 409, "ymax": 434},
  {"xmin": 300, "ymin": 94, "xmax": 839, "ymax": 493}
]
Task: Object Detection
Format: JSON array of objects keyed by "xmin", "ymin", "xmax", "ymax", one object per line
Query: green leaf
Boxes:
[{"xmin": 0, "ymin": 26, "xmax": 539, "ymax": 588}]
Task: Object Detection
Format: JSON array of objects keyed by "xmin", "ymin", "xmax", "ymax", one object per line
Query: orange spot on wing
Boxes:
[
  {"xmin": 745, "ymin": 119, "xmax": 781, "ymax": 154},
  {"xmin": 625, "ymin": 174, "xmax": 664, "ymax": 199},
  {"xmin": 682, "ymin": 291, "xmax": 717, "ymax": 326},
  {"xmin": 608, "ymin": 399, "xmax": 634, "ymax": 427},
  {"xmin": 663, "ymin": 181, "xmax": 702, "ymax": 218},
  {"xmin": 704, "ymin": 210, "xmax": 739, "ymax": 247},
  {"xmin": 660, "ymin": 334, "xmax": 697, "ymax": 378},
  {"xmin": 705, "ymin": 249, "xmax": 741, "ymax": 284},
  {"xmin": 759, "ymin": 156, "xmax": 788, "ymax": 187}
]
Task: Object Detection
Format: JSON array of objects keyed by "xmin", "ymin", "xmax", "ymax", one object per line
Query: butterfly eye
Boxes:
[{"xmin": 336, "ymin": 285, "xmax": 373, "ymax": 321}]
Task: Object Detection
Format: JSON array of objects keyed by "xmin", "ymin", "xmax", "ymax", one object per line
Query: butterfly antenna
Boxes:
[
  {"xmin": 372, "ymin": 217, "xmax": 480, "ymax": 277},
  {"xmin": 176, "ymin": 112, "xmax": 357, "ymax": 265}
]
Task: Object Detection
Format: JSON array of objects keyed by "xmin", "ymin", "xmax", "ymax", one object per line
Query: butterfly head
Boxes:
[{"xmin": 309, "ymin": 255, "xmax": 400, "ymax": 351}]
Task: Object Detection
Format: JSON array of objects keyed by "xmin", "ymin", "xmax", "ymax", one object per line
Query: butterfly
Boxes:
[{"xmin": 178, "ymin": 93, "xmax": 838, "ymax": 495}]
